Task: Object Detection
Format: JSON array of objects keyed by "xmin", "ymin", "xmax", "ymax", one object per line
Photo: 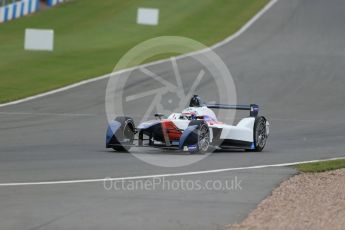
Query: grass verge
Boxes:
[
  {"xmin": 0, "ymin": 0, "xmax": 268, "ymax": 103},
  {"xmin": 295, "ymin": 159, "xmax": 345, "ymax": 173}
]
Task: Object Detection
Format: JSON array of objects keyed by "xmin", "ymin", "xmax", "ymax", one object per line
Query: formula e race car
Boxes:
[{"xmin": 106, "ymin": 95, "xmax": 269, "ymax": 154}]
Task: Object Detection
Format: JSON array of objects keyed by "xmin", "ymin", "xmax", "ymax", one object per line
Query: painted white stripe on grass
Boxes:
[
  {"xmin": 0, "ymin": 156, "xmax": 344, "ymax": 187},
  {"xmin": 0, "ymin": 0, "xmax": 279, "ymax": 108}
]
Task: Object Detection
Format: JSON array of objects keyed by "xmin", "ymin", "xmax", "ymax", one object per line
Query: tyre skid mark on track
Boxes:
[{"xmin": 0, "ymin": 112, "xmax": 95, "ymax": 117}]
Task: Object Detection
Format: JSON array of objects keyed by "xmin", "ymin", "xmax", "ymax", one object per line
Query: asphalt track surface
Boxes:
[{"xmin": 1, "ymin": 0, "xmax": 345, "ymax": 229}]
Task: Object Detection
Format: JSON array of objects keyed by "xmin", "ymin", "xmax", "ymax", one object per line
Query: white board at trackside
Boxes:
[
  {"xmin": 137, "ymin": 8, "xmax": 159, "ymax": 26},
  {"xmin": 24, "ymin": 29, "xmax": 54, "ymax": 51}
]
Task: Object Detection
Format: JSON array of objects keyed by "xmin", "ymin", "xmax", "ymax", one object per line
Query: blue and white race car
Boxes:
[{"xmin": 106, "ymin": 95, "xmax": 269, "ymax": 154}]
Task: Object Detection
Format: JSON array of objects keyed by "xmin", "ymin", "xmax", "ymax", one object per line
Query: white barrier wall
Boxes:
[
  {"xmin": 0, "ymin": 6, "xmax": 4, "ymax": 23},
  {"xmin": 15, "ymin": 1, "xmax": 22, "ymax": 18},
  {"xmin": 47, "ymin": 0, "xmax": 65, "ymax": 7},
  {"xmin": 0, "ymin": 0, "xmax": 39, "ymax": 23},
  {"xmin": 0, "ymin": 0, "xmax": 66, "ymax": 24}
]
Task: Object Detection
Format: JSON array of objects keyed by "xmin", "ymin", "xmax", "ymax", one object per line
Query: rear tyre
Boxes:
[
  {"xmin": 112, "ymin": 116, "xmax": 135, "ymax": 152},
  {"xmin": 247, "ymin": 116, "xmax": 268, "ymax": 152},
  {"xmin": 188, "ymin": 120, "xmax": 210, "ymax": 154}
]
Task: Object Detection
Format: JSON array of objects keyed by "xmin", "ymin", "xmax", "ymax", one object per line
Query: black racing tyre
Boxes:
[
  {"xmin": 112, "ymin": 116, "xmax": 135, "ymax": 152},
  {"xmin": 188, "ymin": 120, "xmax": 210, "ymax": 154},
  {"xmin": 247, "ymin": 116, "xmax": 268, "ymax": 152}
]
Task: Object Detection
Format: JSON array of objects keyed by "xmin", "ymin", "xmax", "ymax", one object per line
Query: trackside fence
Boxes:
[{"xmin": 0, "ymin": 0, "xmax": 66, "ymax": 23}]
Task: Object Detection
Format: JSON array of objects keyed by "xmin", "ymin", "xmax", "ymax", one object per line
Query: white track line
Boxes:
[
  {"xmin": 0, "ymin": 0, "xmax": 279, "ymax": 108},
  {"xmin": 0, "ymin": 157, "xmax": 344, "ymax": 187}
]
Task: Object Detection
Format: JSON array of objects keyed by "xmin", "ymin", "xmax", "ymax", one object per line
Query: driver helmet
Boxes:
[{"xmin": 189, "ymin": 95, "xmax": 203, "ymax": 107}]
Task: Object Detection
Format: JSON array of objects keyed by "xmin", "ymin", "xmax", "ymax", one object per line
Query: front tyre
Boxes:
[
  {"xmin": 112, "ymin": 116, "xmax": 135, "ymax": 152},
  {"xmin": 188, "ymin": 120, "xmax": 210, "ymax": 154},
  {"xmin": 249, "ymin": 116, "xmax": 268, "ymax": 152}
]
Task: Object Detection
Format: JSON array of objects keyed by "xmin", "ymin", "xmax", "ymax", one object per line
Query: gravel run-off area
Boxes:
[{"xmin": 229, "ymin": 168, "xmax": 345, "ymax": 230}]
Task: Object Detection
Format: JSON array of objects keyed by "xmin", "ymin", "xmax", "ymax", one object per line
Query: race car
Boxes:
[{"xmin": 106, "ymin": 95, "xmax": 269, "ymax": 154}]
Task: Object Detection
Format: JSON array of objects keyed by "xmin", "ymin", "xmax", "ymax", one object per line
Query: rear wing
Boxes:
[{"xmin": 206, "ymin": 104, "xmax": 259, "ymax": 117}]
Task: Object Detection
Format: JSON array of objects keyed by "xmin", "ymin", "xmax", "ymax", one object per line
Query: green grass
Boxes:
[
  {"xmin": 295, "ymin": 159, "xmax": 345, "ymax": 173},
  {"xmin": 0, "ymin": 0, "xmax": 268, "ymax": 103}
]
